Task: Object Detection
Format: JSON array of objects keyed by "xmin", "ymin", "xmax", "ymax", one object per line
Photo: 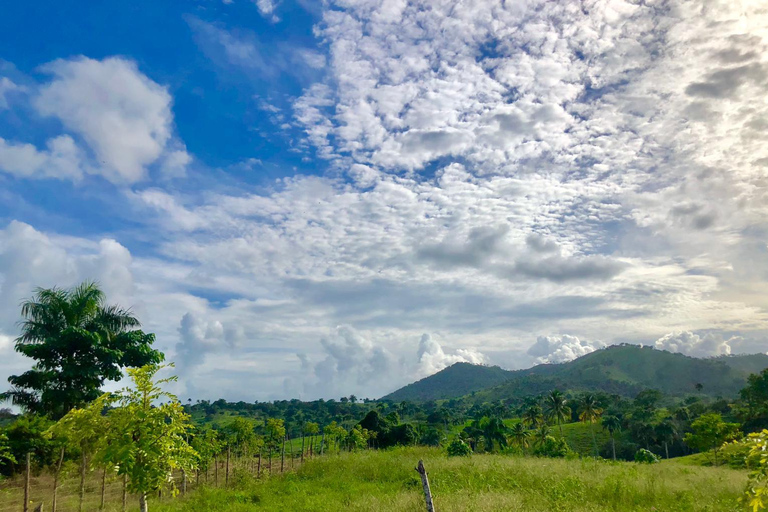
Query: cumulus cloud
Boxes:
[
  {"xmin": 0, "ymin": 77, "xmax": 22, "ymax": 109},
  {"xmin": 0, "ymin": 135, "xmax": 84, "ymax": 180},
  {"xmin": 32, "ymin": 56, "xmax": 188, "ymax": 183},
  {"xmin": 527, "ymin": 335, "xmax": 603, "ymax": 364},
  {"xmin": 654, "ymin": 331, "xmax": 739, "ymax": 357},
  {"xmin": 416, "ymin": 333, "xmax": 486, "ymax": 377}
]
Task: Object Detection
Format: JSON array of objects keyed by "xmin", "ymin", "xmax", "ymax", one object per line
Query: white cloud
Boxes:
[
  {"xmin": 417, "ymin": 333, "xmax": 486, "ymax": 377},
  {"xmin": 0, "ymin": 135, "xmax": 84, "ymax": 180},
  {"xmin": 33, "ymin": 56, "xmax": 188, "ymax": 183},
  {"xmin": 527, "ymin": 335, "xmax": 603, "ymax": 364},
  {"xmin": 654, "ymin": 331, "xmax": 739, "ymax": 357},
  {"xmin": 255, "ymin": 0, "xmax": 280, "ymax": 22},
  {"xmin": 0, "ymin": 77, "xmax": 22, "ymax": 109}
]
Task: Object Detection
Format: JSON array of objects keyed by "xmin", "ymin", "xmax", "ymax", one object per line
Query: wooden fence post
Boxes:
[
  {"xmin": 415, "ymin": 460, "xmax": 436, "ymax": 512},
  {"xmin": 288, "ymin": 437, "xmax": 294, "ymax": 469},
  {"xmin": 78, "ymin": 453, "xmax": 86, "ymax": 512},
  {"xmin": 281, "ymin": 436, "xmax": 286, "ymax": 473},
  {"xmin": 320, "ymin": 431, "xmax": 325, "ymax": 456},
  {"xmin": 52, "ymin": 447, "xmax": 64, "ymax": 512},
  {"xmin": 181, "ymin": 469, "xmax": 187, "ymax": 496},
  {"xmin": 100, "ymin": 467, "xmax": 107, "ymax": 510},
  {"xmin": 257, "ymin": 451, "xmax": 262, "ymax": 478},
  {"xmin": 300, "ymin": 434, "xmax": 305, "ymax": 463},
  {"xmin": 225, "ymin": 447, "xmax": 231, "ymax": 488},
  {"xmin": 214, "ymin": 455, "xmax": 219, "ymax": 486},
  {"xmin": 122, "ymin": 473, "xmax": 127, "ymax": 512},
  {"xmin": 23, "ymin": 452, "xmax": 31, "ymax": 512}
]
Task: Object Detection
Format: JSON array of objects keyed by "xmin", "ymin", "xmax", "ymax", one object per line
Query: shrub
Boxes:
[
  {"xmin": 532, "ymin": 436, "xmax": 571, "ymax": 458},
  {"xmin": 634, "ymin": 448, "xmax": 660, "ymax": 464},
  {"xmin": 447, "ymin": 439, "xmax": 471, "ymax": 457}
]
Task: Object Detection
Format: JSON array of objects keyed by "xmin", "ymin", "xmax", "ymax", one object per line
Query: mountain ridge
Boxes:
[{"xmin": 382, "ymin": 345, "xmax": 768, "ymax": 402}]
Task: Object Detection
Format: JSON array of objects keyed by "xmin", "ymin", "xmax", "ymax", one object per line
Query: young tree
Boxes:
[
  {"xmin": 2, "ymin": 282, "xmax": 164, "ymax": 418},
  {"xmin": 533, "ymin": 424, "xmax": 552, "ymax": 449},
  {"xmin": 264, "ymin": 418, "xmax": 286, "ymax": 471},
  {"xmin": 743, "ymin": 429, "xmax": 768, "ymax": 511},
  {"xmin": 578, "ymin": 394, "xmax": 604, "ymax": 457},
  {"xmin": 522, "ymin": 405, "xmax": 544, "ymax": 429},
  {"xmin": 655, "ymin": 421, "xmax": 677, "ymax": 459},
  {"xmin": 544, "ymin": 390, "xmax": 571, "ymax": 438},
  {"xmin": 601, "ymin": 415, "xmax": 622, "ymax": 461},
  {"xmin": 104, "ymin": 365, "xmax": 197, "ymax": 512},
  {"xmin": 683, "ymin": 413, "xmax": 740, "ymax": 466},
  {"xmin": 0, "ymin": 433, "xmax": 16, "ymax": 470},
  {"xmin": 191, "ymin": 429, "xmax": 222, "ymax": 482}
]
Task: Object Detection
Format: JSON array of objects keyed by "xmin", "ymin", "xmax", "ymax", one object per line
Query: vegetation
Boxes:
[
  {"xmin": 150, "ymin": 447, "xmax": 747, "ymax": 511},
  {"xmin": 1, "ymin": 282, "xmax": 163, "ymax": 419}
]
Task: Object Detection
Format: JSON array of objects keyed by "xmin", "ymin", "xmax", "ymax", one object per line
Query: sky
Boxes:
[{"xmin": 0, "ymin": 0, "xmax": 767, "ymax": 402}]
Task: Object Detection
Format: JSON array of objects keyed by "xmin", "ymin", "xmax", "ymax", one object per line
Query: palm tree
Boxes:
[
  {"xmin": 544, "ymin": 390, "xmax": 571, "ymax": 438},
  {"xmin": 634, "ymin": 423, "xmax": 655, "ymax": 451},
  {"xmin": 522, "ymin": 405, "xmax": 544, "ymax": 429},
  {"xmin": 578, "ymin": 394, "xmax": 604, "ymax": 457},
  {"xmin": 655, "ymin": 421, "xmax": 677, "ymax": 459},
  {"xmin": 601, "ymin": 416, "xmax": 621, "ymax": 461},
  {"xmin": 4, "ymin": 281, "xmax": 161, "ymax": 418},
  {"xmin": 479, "ymin": 417, "xmax": 508, "ymax": 453},
  {"xmin": 510, "ymin": 423, "xmax": 530, "ymax": 452},
  {"xmin": 533, "ymin": 424, "xmax": 552, "ymax": 448}
]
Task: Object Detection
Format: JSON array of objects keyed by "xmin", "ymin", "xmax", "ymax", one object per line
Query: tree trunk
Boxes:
[
  {"xmin": 79, "ymin": 453, "xmax": 87, "ymax": 512},
  {"xmin": 664, "ymin": 441, "xmax": 669, "ymax": 460},
  {"xmin": 415, "ymin": 460, "xmax": 436, "ymax": 512},
  {"xmin": 611, "ymin": 436, "xmax": 616, "ymax": 461},
  {"xmin": 257, "ymin": 451, "xmax": 262, "ymax": 478},
  {"xmin": 100, "ymin": 467, "xmax": 107, "ymax": 510},
  {"xmin": 52, "ymin": 447, "xmax": 65, "ymax": 512},
  {"xmin": 558, "ymin": 420, "xmax": 563, "ymax": 439},
  {"xmin": 122, "ymin": 474, "xmax": 127, "ymax": 512},
  {"xmin": 24, "ymin": 452, "xmax": 31, "ymax": 512},
  {"xmin": 321, "ymin": 432, "xmax": 325, "ymax": 456},
  {"xmin": 288, "ymin": 437, "xmax": 294, "ymax": 469},
  {"xmin": 181, "ymin": 469, "xmax": 187, "ymax": 496},
  {"xmin": 215, "ymin": 455, "xmax": 219, "ymax": 486},
  {"xmin": 139, "ymin": 494, "xmax": 148, "ymax": 512}
]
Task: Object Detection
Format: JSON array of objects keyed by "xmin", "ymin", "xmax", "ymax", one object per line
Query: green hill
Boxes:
[
  {"xmin": 383, "ymin": 345, "xmax": 768, "ymax": 402},
  {"xmin": 381, "ymin": 362, "xmax": 511, "ymax": 402}
]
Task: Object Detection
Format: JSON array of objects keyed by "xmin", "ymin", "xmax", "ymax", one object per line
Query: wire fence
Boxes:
[{"xmin": 0, "ymin": 449, "xmax": 311, "ymax": 512}]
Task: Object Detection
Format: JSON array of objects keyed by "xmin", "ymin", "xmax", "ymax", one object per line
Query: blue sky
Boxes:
[{"xmin": 0, "ymin": 0, "xmax": 767, "ymax": 401}]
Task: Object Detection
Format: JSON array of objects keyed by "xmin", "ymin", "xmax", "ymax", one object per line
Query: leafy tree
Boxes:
[
  {"xmin": 601, "ymin": 415, "xmax": 622, "ymax": 461},
  {"xmin": 322, "ymin": 421, "xmax": 346, "ymax": 453},
  {"xmin": 635, "ymin": 448, "xmax": 660, "ymax": 464},
  {"xmin": 0, "ymin": 433, "xmax": 16, "ymax": 469},
  {"xmin": 578, "ymin": 393, "xmax": 604, "ymax": 457},
  {"xmin": 446, "ymin": 438, "xmax": 472, "ymax": 456},
  {"xmin": 2, "ymin": 282, "xmax": 164, "ymax": 418},
  {"xmin": 509, "ymin": 422, "xmax": 530, "ymax": 450},
  {"xmin": 740, "ymin": 369, "xmax": 768, "ymax": 429},
  {"xmin": 544, "ymin": 390, "xmax": 571, "ymax": 437},
  {"xmin": 265, "ymin": 418, "xmax": 286, "ymax": 464},
  {"xmin": 224, "ymin": 417, "xmax": 259, "ymax": 457},
  {"xmin": 683, "ymin": 413, "xmax": 740, "ymax": 466},
  {"xmin": 104, "ymin": 365, "xmax": 197, "ymax": 512},
  {"xmin": 3, "ymin": 414, "xmax": 56, "ymax": 472},
  {"xmin": 742, "ymin": 429, "xmax": 768, "ymax": 511},
  {"xmin": 420, "ymin": 427, "xmax": 446, "ymax": 447},
  {"xmin": 479, "ymin": 417, "xmax": 508, "ymax": 452},
  {"xmin": 191, "ymin": 429, "xmax": 222, "ymax": 479}
]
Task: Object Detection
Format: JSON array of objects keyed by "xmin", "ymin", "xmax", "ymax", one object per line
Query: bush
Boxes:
[
  {"xmin": 634, "ymin": 448, "xmax": 660, "ymax": 464},
  {"xmin": 447, "ymin": 439, "xmax": 471, "ymax": 457},
  {"xmin": 532, "ymin": 436, "xmax": 571, "ymax": 458}
]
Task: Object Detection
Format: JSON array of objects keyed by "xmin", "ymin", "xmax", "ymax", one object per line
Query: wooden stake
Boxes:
[
  {"xmin": 52, "ymin": 447, "xmax": 64, "ymax": 512},
  {"xmin": 78, "ymin": 453, "xmax": 86, "ymax": 512},
  {"xmin": 122, "ymin": 474, "xmax": 127, "ymax": 512},
  {"xmin": 100, "ymin": 467, "xmax": 107, "ymax": 510},
  {"xmin": 23, "ymin": 452, "xmax": 31, "ymax": 512},
  {"xmin": 181, "ymin": 469, "xmax": 187, "ymax": 495},
  {"xmin": 215, "ymin": 455, "xmax": 219, "ymax": 486},
  {"xmin": 300, "ymin": 434, "xmax": 305, "ymax": 463},
  {"xmin": 415, "ymin": 460, "xmax": 436, "ymax": 512},
  {"xmin": 281, "ymin": 436, "xmax": 286, "ymax": 473},
  {"xmin": 288, "ymin": 436, "xmax": 294, "ymax": 469},
  {"xmin": 257, "ymin": 451, "xmax": 262, "ymax": 478},
  {"xmin": 225, "ymin": 446, "xmax": 231, "ymax": 488},
  {"xmin": 320, "ymin": 431, "xmax": 325, "ymax": 456}
]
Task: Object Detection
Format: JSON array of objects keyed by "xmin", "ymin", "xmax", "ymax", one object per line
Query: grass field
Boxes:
[{"xmin": 153, "ymin": 447, "xmax": 747, "ymax": 512}]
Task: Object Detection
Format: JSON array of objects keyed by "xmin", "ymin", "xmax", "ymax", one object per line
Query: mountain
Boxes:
[
  {"xmin": 381, "ymin": 362, "xmax": 511, "ymax": 402},
  {"xmin": 382, "ymin": 345, "xmax": 768, "ymax": 403}
]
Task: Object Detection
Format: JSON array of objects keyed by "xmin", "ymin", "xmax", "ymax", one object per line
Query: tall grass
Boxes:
[{"xmin": 154, "ymin": 447, "xmax": 746, "ymax": 511}]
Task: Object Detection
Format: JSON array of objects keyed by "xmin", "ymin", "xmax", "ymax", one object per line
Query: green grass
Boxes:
[{"xmin": 153, "ymin": 447, "xmax": 747, "ymax": 511}]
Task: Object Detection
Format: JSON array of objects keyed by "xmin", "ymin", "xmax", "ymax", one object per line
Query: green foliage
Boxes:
[
  {"xmin": 2, "ymin": 282, "xmax": 164, "ymax": 418},
  {"xmin": 446, "ymin": 438, "xmax": 472, "ymax": 457},
  {"xmin": 224, "ymin": 418, "xmax": 260, "ymax": 457},
  {"xmin": 509, "ymin": 422, "xmax": 530, "ymax": 450},
  {"xmin": 264, "ymin": 418, "xmax": 285, "ymax": 453},
  {"xmin": 104, "ymin": 364, "xmax": 197, "ymax": 504},
  {"xmin": 684, "ymin": 413, "xmax": 740, "ymax": 466},
  {"xmin": 740, "ymin": 369, "xmax": 768, "ymax": 431},
  {"xmin": 531, "ymin": 436, "xmax": 571, "ymax": 458},
  {"xmin": 544, "ymin": 390, "xmax": 571, "ymax": 435},
  {"xmin": 191, "ymin": 429, "xmax": 222, "ymax": 472},
  {"xmin": 3, "ymin": 414, "xmax": 56, "ymax": 470},
  {"xmin": 419, "ymin": 427, "xmax": 446, "ymax": 447},
  {"xmin": 0, "ymin": 432, "xmax": 16, "ymax": 468},
  {"xmin": 634, "ymin": 448, "xmax": 660, "ymax": 464},
  {"xmin": 742, "ymin": 429, "xmax": 768, "ymax": 511}
]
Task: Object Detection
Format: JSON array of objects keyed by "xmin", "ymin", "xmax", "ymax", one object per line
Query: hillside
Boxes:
[
  {"xmin": 383, "ymin": 345, "xmax": 768, "ymax": 402},
  {"xmin": 381, "ymin": 363, "xmax": 511, "ymax": 402}
]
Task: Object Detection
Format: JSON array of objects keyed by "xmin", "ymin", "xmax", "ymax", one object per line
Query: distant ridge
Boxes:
[{"xmin": 381, "ymin": 345, "xmax": 768, "ymax": 402}]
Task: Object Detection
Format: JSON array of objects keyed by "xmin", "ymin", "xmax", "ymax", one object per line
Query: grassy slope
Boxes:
[
  {"xmin": 382, "ymin": 363, "xmax": 512, "ymax": 402},
  {"xmin": 155, "ymin": 447, "xmax": 747, "ymax": 512}
]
